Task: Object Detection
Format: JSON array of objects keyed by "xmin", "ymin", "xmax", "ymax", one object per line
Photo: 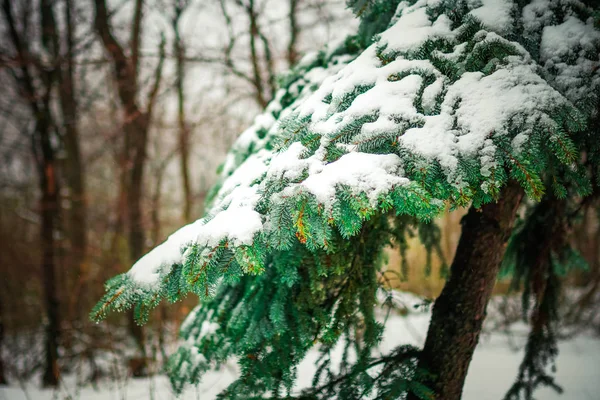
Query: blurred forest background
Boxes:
[{"xmin": 0, "ymin": 0, "xmax": 598, "ymax": 391}]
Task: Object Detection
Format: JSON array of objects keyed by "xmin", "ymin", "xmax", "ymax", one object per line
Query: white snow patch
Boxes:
[
  {"xmin": 421, "ymin": 77, "xmax": 445, "ymax": 114},
  {"xmin": 540, "ymin": 16, "xmax": 600, "ymax": 61},
  {"xmin": 522, "ymin": 0, "xmax": 553, "ymax": 33},
  {"xmin": 380, "ymin": 4, "xmax": 453, "ymax": 54},
  {"xmin": 301, "ymin": 153, "xmax": 409, "ymax": 206},
  {"xmin": 267, "ymin": 142, "xmax": 311, "ymax": 181},
  {"xmin": 401, "ymin": 61, "xmax": 564, "ymax": 172},
  {"xmin": 195, "ymin": 207, "xmax": 262, "ymax": 248},
  {"xmin": 539, "ymin": 15, "xmax": 600, "ymax": 103},
  {"xmin": 469, "ymin": 0, "xmax": 514, "ymax": 33}
]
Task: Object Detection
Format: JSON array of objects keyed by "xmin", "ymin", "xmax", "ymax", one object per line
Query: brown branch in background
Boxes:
[
  {"xmin": 217, "ymin": 0, "xmax": 281, "ymax": 107},
  {"xmin": 2, "ymin": 0, "xmax": 39, "ymax": 114},
  {"xmin": 93, "ymin": 0, "xmax": 138, "ymax": 117},
  {"xmin": 219, "ymin": 0, "xmax": 254, "ymax": 85}
]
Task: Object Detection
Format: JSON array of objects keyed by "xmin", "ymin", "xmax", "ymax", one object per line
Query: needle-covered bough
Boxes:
[{"xmin": 93, "ymin": 0, "xmax": 600, "ymax": 398}]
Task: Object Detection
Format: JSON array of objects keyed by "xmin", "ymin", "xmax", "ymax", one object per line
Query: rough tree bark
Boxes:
[{"xmin": 409, "ymin": 182, "xmax": 524, "ymax": 400}]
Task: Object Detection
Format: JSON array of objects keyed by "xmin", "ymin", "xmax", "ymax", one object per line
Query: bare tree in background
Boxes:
[
  {"xmin": 93, "ymin": 0, "xmax": 166, "ymax": 376},
  {"xmin": 171, "ymin": 0, "xmax": 306, "ymax": 217},
  {"xmin": 217, "ymin": 0, "xmax": 276, "ymax": 108},
  {"xmin": 0, "ymin": 0, "xmax": 68, "ymax": 386},
  {"xmin": 186, "ymin": 0, "xmax": 311, "ymax": 108},
  {"xmin": 0, "ymin": 0, "xmax": 351, "ymax": 386}
]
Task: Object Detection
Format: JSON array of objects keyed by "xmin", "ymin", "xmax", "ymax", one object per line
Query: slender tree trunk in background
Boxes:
[
  {"xmin": 172, "ymin": 1, "xmax": 193, "ymax": 222},
  {"xmin": 287, "ymin": 0, "xmax": 299, "ymax": 67},
  {"xmin": 150, "ymin": 171, "xmax": 163, "ymax": 247},
  {"xmin": 59, "ymin": 0, "xmax": 88, "ymax": 321},
  {"xmin": 40, "ymin": 146, "xmax": 61, "ymax": 388},
  {"xmin": 39, "ymin": 0, "xmax": 62, "ymax": 370},
  {"xmin": 126, "ymin": 32, "xmax": 164, "ymax": 264},
  {"xmin": 177, "ymin": 83, "xmax": 192, "ymax": 223},
  {"xmin": 109, "ymin": 154, "xmax": 128, "ymax": 259},
  {"xmin": 40, "ymin": 6, "xmax": 63, "ymax": 385},
  {"xmin": 125, "ymin": 114, "xmax": 150, "ymax": 372},
  {"xmin": 0, "ymin": 297, "xmax": 6, "ymax": 385},
  {"xmin": 126, "ymin": 115, "xmax": 150, "ymax": 266},
  {"xmin": 150, "ymin": 152, "xmax": 173, "ymax": 246},
  {"xmin": 247, "ymin": 0, "xmax": 267, "ymax": 108},
  {"xmin": 32, "ymin": 100, "xmax": 62, "ymax": 387},
  {"xmin": 409, "ymin": 183, "xmax": 524, "ymax": 400}
]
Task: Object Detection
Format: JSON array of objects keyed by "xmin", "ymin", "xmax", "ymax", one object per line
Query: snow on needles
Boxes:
[
  {"xmin": 127, "ymin": 0, "xmax": 595, "ymax": 286},
  {"xmin": 301, "ymin": 152, "xmax": 409, "ymax": 205},
  {"xmin": 539, "ymin": 15, "xmax": 600, "ymax": 103},
  {"xmin": 468, "ymin": 0, "xmax": 514, "ymax": 33},
  {"xmin": 401, "ymin": 60, "xmax": 565, "ymax": 172}
]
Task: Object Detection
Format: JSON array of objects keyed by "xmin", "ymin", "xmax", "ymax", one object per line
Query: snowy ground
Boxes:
[{"xmin": 2, "ymin": 299, "xmax": 599, "ymax": 400}]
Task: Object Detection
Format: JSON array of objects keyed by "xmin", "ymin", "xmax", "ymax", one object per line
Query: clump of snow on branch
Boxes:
[{"xmin": 300, "ymin": 152, "xmax": 409, "ymax": 205}]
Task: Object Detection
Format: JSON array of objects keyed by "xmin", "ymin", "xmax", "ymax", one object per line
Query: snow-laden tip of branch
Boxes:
[{"xmin": 128, "ymin": 205, "xmax": 263, "ymax": 285}]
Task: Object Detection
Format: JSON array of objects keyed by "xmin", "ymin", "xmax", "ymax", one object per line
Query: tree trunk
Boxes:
[
  {"xmin": 173, "ymin": 6, "xmax": 192, "ymax": 222},
  {"xmin": 39, "ymin": 122, "xmax": 61, "ymax": 388},
  {"xmin": 59, "ymin": 0, "xmax": 88, "ymax": 322},
  {"xmin": 125, "ymin": 114, "xmax": 150, "ymax": 369},
  {"xmin": 410, "ymin": 182, "xmax": 524, "ymax": 400},
  {"xmin": 247, "ymin": 0, "xmax": 268, "ymax": 108},
  {"xmin": 126, "ymin": 115, "xmax": 149, "ymax": 265},
  {"xmin": 0, "ymin": 297, "xmax": 6, "ymax": 385},
  {"xmin": 287, "ymin": 0, "xmax": 299, "ymax": 67}
]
